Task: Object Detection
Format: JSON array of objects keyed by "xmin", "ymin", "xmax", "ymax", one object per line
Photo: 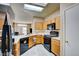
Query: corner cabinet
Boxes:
[
  {"xmin": 28, "ymin": 35, "xmax": 44, "ymax": 48},
  {"xmin": 36, "ymin": 35, "xmax": 44, "ymax": 44}
]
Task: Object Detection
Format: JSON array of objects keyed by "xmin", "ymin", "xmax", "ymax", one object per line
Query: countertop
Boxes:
[
  {"xmin": 51, "ymin": 37, "xmax": 60, "ymax": 40},
  {"xmin": 12, "ymin": 33, "xmax": 46, "ymax": 44}
]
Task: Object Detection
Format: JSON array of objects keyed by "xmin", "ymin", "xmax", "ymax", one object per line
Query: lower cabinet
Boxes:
[
  {"xmin": 0, "ymin": 18, "xmax": 4, "ymax": 29},
  {"xmin": 36, "ymin": 35, "xmax": 44, "ymax": 44},
  {"xmin": 28, "ymin": 36, "xmax": 36, "ymax": 48},
  {"xmin": 12, "ymin": 41, "xmax": 20, "ymax": 56},
  {"xmin": 28, "ymin": 35, "xmax": 44, "ymax": 48},
  {"xmin": 51, "ymin": 39, "xmax": 60, "ymax": 56}
]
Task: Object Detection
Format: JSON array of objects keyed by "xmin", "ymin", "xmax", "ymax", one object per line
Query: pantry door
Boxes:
[{"xmin": 64, "ymin": 4, "xmax": 79, "ymax": 56}]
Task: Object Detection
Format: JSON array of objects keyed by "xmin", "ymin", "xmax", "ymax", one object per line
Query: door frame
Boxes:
[{"xmin": 61, "ymin": 3, "xmax": 79, "ymax": 56}]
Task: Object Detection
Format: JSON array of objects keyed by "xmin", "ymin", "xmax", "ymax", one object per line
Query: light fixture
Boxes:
[
  {"xmin": 33, "ymin": 3, "xmax": 48, "ymax": 7},
  {"xmin": 24, "ymin": 4, "xmax": 44, "ymax": 12}
]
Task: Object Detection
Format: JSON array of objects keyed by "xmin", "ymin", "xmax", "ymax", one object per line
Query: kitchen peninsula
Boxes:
[{"xmin": 12, "ymin": 34, "xmax": 44, "ymax": 56}]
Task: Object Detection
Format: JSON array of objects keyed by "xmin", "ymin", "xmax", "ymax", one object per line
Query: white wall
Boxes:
[
  {"xmin": 11, "ymin": 4, "xmax": 39, "ymax": 23},
  {"xmin": 60, "ymin": 3, "xmax": 75, "ymax": 56}
]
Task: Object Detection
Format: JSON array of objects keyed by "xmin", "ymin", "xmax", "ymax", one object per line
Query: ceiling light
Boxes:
[
  {"xmin": 24, "ymin": 4, "xmax": 44, "ymax": 12},
  {"xmin": 33, "ymin": 3, "xmax": 48, "ymax": 7}
]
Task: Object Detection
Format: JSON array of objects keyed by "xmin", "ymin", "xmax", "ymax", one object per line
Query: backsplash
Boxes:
[{"xmin": 33, "ymin": 30, "xmax": 51, "ymax": 35}]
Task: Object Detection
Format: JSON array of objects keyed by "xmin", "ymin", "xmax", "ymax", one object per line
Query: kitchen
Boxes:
[{"xmin": 0, "ymin": 3, "xmax": 60, "ymax": 56}]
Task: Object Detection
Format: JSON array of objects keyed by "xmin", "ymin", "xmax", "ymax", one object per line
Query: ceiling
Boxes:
[
  {"xmin": 10, "ymin": 3, "xmax": 60, "ymax": 22},
  {"xmin": 24, "ymin": 3, "xmax": 60, "ymax": 18},
  {"xmin": 36, "ymin": 3, "xmax": 60, "ymax": 18}
]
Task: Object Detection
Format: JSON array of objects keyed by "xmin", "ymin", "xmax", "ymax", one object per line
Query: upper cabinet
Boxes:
[
  {"xmin": 34, "ymin": 16, "xmax": 60, "ymax": 30},
  {"xmin": 51, "ymin": 18, "xmax": 56, "ymax": 23},
  {"xmin": 35, "ymin": 22, "xmax": 43, "ymax": 30},
  {"xmin": 46, "ymin": 19, "xmax": 52, "ymax": 24},
  {"xmin": 43, "ymin": 21, "xmax": 47, "ymax": 30},
  {"xmin": 44, "ymin": 16, "xmax": 60, "ymax": 30},
  {"xmin": 43, "ymin": 19, "xmax": 53, "ymax": 30},
  {"xmin": 55, "ymin": 16, "xmax": 60, "ymax": 30}
]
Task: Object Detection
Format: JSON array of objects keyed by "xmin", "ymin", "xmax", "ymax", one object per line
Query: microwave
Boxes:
[{"xmin": 47, "ymin": 23, "xmax": 56, "ymax": 30}]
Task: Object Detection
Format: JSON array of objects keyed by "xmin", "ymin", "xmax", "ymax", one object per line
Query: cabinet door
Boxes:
[
  {"xmin": 46, "ymin": 19, "xmax": 52, "ymax": 24},
  {"xmin": 55, "ymin": 16, "xmax": 60, "ymax": 30},
  {"xmin": 12, "ymin": 41, "xmax": 20, "ymax": 56},
  {"xmin": 35, "ymin": 22, "xmax": 43, "ymax": 30},
  {"xmin": 28, "ymin": 36, "xmax": 36, "ymax": 48},
  {"xmin": 36, "ymin": 36, "xmax": 41, "ymax": 44},
  {"xmin": 51, "ymin": 39, "xmax": 60, "ymax": 56},
  {"xmin": 36, "ymin": 35, "xmax": 44, "ymax": 44},
  {"xmin": 43, "ymin": 21, "xmax": 47, "ymax": 30},
  {"xmin": 0, "ymin": 18, "xmax": 4, "ymax": 29},
  {"xmin": 51, "ymin": 18, "xmax": 56, "ymax": 23}
]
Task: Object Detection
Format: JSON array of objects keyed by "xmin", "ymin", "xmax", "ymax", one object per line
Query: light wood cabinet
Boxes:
[
  {"xmin": 46, "ymin": 20, "xmax": 51, "ymax": 24},
  {"xmin": 0, "ymin": 18, "xmax": 4, "ymax": 29},
  {"xmin": 51, "ymin": 18, "xmax": 56, "ymax": 23},
  {"xmin": 43, "ymin": 21, "xmax": 47, "ymax": 30},
  {"xmin": 55, "ymin": 16, "xmax": 60, "ymax": 30},
  {"xmin": 12, "ymin": 41, "xmax": 20, "ymax": 56},
  {"xmin": 28, "ymin": 36, "xmax": 36, "ymax": 48},
  {"xmin": 51, "ymin": 39, "xmax": 60, "ymax": 56},
  {"xmin": 35, "ymin": 22, "xmax": 43, "ymax": 30},
  {"xmin": 43, "ymin": 19, "xmax": 52, "ymax": 30},
  {"xmin": 36, "ymin": 35, "xmax": 44, "ymax": 44},
  {"xmin": 28, "ymin": 35, "xmax": 44, "ymax": 48},
  {"xmin": 43, "ymin": 16, "xmax": 60, "ymax": 30}
]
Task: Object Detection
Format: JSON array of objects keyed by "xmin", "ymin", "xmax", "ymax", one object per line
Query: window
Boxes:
[{"xmin": 22, "ymin": 27, "xmax": 27, "ymax": 35}]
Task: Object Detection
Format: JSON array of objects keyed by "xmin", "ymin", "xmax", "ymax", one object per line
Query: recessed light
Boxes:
[{"xmin": 33, "ymin": 3, "xmax": 48, "ymax": 7}]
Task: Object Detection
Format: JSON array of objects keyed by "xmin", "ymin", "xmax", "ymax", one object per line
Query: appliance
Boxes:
[
  {"xmin": 50, "ymin": 31, "xmax": 59, "ymax": 37},
  {"xmin": 47, "ymin": 23, "xmax": 56, "ymax": 30},
  {"xmin": 1, "ymin": 14, "xmax": 12, "ymax": 56},
  {"xmin": 30, "ymin": 28, "xmax": 32, "ymax": 33},
  {"xmin": 14, "ymin": 32, "xmax": 19, "ymax": 35},
  {"xmin": 44, "ymin": 35, "xmax": 51, "ymax": 44},
  {"xmin": 44, "ymin": 35, "xmax": 51, "ymax": 52}
]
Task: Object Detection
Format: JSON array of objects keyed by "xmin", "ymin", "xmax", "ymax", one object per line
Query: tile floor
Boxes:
[
  {"xmin": 22, "ymin": 44, "xmax": 54, "ymax": 56},
  {"xmin": 0, "ymin": 44, "xmax": 54, "ymax": 56}
]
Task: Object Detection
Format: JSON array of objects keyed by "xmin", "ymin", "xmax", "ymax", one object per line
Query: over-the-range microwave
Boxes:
[{"xmin": 47, "ymin": 23, "xmax": 56, "ymax": 30}]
